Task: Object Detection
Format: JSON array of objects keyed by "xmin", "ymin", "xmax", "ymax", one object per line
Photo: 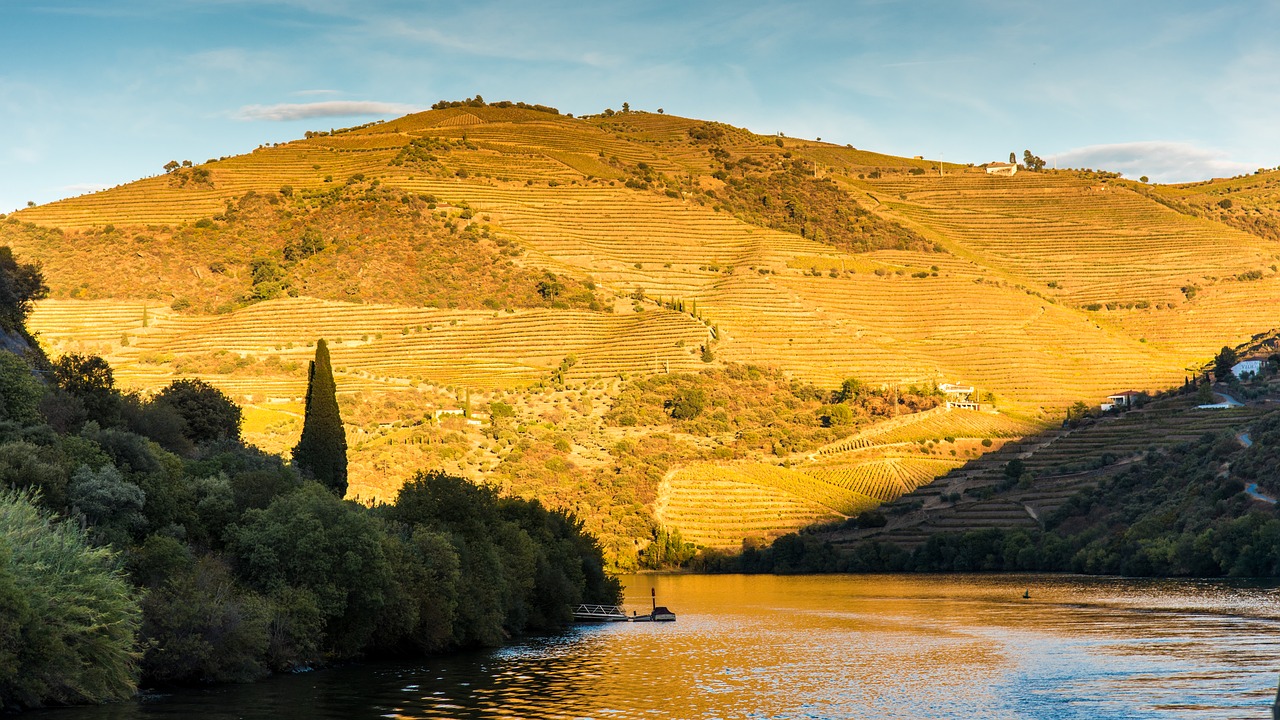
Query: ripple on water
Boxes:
[{"xmin": 28, "ymin": 574, "xmax": 1280, "ymax": 720}]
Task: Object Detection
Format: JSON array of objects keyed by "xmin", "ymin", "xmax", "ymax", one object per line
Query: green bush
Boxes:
[{"xmin": 0, "ymin": 489, "xmax": 140, "ymax": 710}]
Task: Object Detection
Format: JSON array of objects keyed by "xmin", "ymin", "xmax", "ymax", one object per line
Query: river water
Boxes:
[{"xmin": 36, "ymin": 574, "xmax": 1280, "ymax": 719}]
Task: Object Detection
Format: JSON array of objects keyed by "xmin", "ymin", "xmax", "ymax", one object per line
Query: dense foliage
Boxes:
[
  {"xmin": 0, "ymin": 250, "xmax": 620, "ymax": 709},
  {"xmin": 697, "ymin": 413, "xmax": 1280, "ymax": 577},
  {"xmin": 606, "ymin": 365, "xmax": 943, "ymax": 457},
  {"xmin": 0, "ymin": 489, "xmax": 140, "ymax": 710},
  {"xmin": 0, "ymin": 246, "xmax": 48, "ymax": 333},
  {"xmin": 710, "ymin": 157, "xmax": 935, "ymax": 253}
]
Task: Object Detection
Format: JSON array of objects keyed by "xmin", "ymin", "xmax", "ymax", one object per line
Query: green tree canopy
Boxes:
[
  {"xmin": 292, "ymin": 339, "xmax": 347, "ymax": 496},
  {"xmin": 1214, "ymin": 346, "xmax": 1239, "ymax": 381},
  {"xmin": 0, "ymin": 247, "xmax": 48, "ymax": 333},
  {"xmin": 51, "ymin": 353, "xmax": 120, "ymax": 426},
  {"xmin": 154, "ymin": 378, "xmax": 242, "ymax": 446},
  {"xmin": 0, "ymin": 489, "xmax": 140, "ymax": 709}
]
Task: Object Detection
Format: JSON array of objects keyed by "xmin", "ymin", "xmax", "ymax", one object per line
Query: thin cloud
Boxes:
[
  {"xmin": 61, "ymin": 182, "xmax": 110, "ymax": 195},
  {"xmin": 1049, "ymin": 141, "xmax": 1258, "ymax": 183},
  {"xmin": 233, "ymin": 100, "xmax": 422, "ymax": 121}
]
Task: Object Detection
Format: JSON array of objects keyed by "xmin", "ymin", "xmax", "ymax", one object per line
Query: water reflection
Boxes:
[{"xmin": 34, "ymin": 574, "xmax": 1280, "ymax": 719}]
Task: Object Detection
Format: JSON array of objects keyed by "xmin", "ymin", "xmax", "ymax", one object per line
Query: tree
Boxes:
[
  {"xmin": 0, "ymin": 352, "xmax": 43, "ymax": 424},
  {"xmin": 1214, "ymin": 346, "xmax": 1239, "ymax": 381},
  {"xmin": 1140, "ymin": 176, "xmax": 1149, "ymax": 183},
  {"xmin": 622, "ymin": 102, "xmax": 630, "ymax": 113},
  {"xmin": 292, "ymin": 339, "xmax": 347, "ymax": 496},
  {"xmin": 1009, "ymin": 152, "xmax": 1016, "ymax": 164},
  {"xmin": 155, "ymin": 378, "xmax": 242, "ymax": 445},
  {"xmin": 665, "ymin": 388, "xmax": 706, "ymax": 420},
  {"xmin": 1023, "ymin": 150, "xmax": 1046, "ymax": 172},
  {"xmin": 0, "ymin": 489, "xmax": 141, "ymax": 709},
  {"xmin": 163, "ymin": 160, "xmax": 180, "ymax": 173},
  {"xmin": 0, "ymin": 246, "xmax": 48, "ymax": 332},
  {"xmin": 51, "ymin": 353, "xmax": 120, "ymax": 426}
]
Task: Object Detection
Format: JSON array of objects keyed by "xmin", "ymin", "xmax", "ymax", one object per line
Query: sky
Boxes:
[{"xmin": 2, "ymin": 0, "xmax": 1279, "ymax": 214}]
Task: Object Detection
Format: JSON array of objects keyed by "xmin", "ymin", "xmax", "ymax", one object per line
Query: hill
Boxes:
[
  {"xmin": 704, "ymin": 355, "xmax": 1280, "ymax": 575},
  {"xmin": 5, "ymin": 100, "xmax": 1280, "ymax": 565}
]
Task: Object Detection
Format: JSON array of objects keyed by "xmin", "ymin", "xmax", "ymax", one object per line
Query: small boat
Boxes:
[{"xmin": 633, "ymin": 588, "xmax": 676, "ymax": 622}]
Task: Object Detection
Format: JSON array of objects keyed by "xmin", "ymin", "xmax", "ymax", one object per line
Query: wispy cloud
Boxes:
[
  {"xmin": 232, "ymin": 100, "xmax": 421, "ymax": 121},
  {"xmin": 61, "ymin": 182, "xmax": 110, "ymax": 195},
  {"xmin": 1049, "ymin": 141, "xmax": 1258, "ymax": 183}
]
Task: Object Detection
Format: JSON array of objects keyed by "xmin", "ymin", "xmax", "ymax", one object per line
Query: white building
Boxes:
[
  {"xmin": 1232, "ymin": 360, "xmax": 1262, "ymax": 379},
  {"xmin": 985, "ymin": 162, "xmax": 1017, "ymax": 176},
  {"xmin": 1101, "ymin": 390, "xmax": 1142, "ymax": 412}
]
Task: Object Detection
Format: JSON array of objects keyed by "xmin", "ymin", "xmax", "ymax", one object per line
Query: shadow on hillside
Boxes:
[{"xmin": 821, "ymin": 391, "xmax": 1279, "ymax": 550}]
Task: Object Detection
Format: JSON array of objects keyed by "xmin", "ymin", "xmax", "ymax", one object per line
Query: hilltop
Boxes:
[{"xmin": 4, "ymin": 99, "xmax": 1280, "ymax": 565}]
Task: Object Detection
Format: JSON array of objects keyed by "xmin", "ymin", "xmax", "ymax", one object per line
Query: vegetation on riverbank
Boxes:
[{"xmin": 0, "ymin": 248, "xmax": 619, "ymax": 711}]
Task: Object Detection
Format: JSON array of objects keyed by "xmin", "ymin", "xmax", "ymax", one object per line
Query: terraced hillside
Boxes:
[
  {"xmin": 834, "ymin": 392, "xmax": 1277, "ymax": 551},
  {"xmin": 7, "ymin": 101, "xmax": 1280, "ymax": 561},
  {"xmin": 860, "ymin": 171, "xmax": 1280, "ymax": 365},
  {"xmin": 655, "ymin": 407, "xmax": 1041, "ymax": 548}
]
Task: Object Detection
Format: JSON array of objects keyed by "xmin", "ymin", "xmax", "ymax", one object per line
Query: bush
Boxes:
[
  {"xmin": 0, "ymin": 489, "xmax": 140, "ymax": 710},
  {"xmin": 665, "ymin": 388, "xmax": 707, "ymax": 420},
  {"xmin": 154, "ymin": 379, "xmax": 242, "ymax": 445},
  {"xmin": 0, "ymin": 352, "xmax": 43, "ymax": 424}
]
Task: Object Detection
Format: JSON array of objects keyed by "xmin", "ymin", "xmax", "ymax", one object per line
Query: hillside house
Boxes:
[
  {"xmin": 939, "ymin": 383, "xmax": 974, "ymax": 398},
  {"xmin": 985, "ymin": 162, "xmax": 1017, "ymax": 176},
  {"xmin": 1232, "ymin": 360, "xmax": 1263, "ymax": 379},
  {"xmin": 1100, "ymin": 390, "xmax": 1142, "ymax": 412},
  {"xmin": 938, "ymin": 383, "xmax": 980, "ymax": 410}
]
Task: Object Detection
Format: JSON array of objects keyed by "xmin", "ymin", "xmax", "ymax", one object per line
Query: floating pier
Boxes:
[
  {"xmin": 572, "ymin": 604, "xmax": 629, "ymax": 622},
  {"xmin": 574, "ymin": 589, "xmax": 677, "ymax": 623}
]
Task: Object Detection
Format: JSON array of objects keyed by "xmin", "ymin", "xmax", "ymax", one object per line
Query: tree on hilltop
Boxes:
[
  {"xmin": 293, "ymin": 339, "xmax": 347, "ymax": 496},
  {"xmin": 1023, "ymin": 150, "xmax": 1046, "ymax": 172}
]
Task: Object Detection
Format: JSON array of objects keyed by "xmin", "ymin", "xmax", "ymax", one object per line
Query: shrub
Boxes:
[
  {"xmin": 154, "ymin": 379, "xmax": 242, "ymax": 445},
  {"xmin": 0, "ymin": 489, "xmax": 140, "ymax": 709}
]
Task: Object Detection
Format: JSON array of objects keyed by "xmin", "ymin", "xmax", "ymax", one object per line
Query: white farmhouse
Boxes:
[
  {"xmin": 1232, "ymin": 360, "xmax": 1262, "ymax": 379},
  {"xmin": 985, "ymin": 162, "xmax": 1017, "ymax": 176}
]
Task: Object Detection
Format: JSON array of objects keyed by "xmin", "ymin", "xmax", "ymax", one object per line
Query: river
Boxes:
[{"xmin": 34, "ymin": 574, "xmax": 1280, "ymax": 719}]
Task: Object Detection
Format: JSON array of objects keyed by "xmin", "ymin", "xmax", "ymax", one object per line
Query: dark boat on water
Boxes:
[
  {"xmin": 633, "ymin": 588, "xmax": 676, "ymax": 622},
  {"xmin": 650, "ymin": 606, "xmax": 676, "ymax": 622}
]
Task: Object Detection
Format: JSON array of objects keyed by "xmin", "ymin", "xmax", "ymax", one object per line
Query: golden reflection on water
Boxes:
[{"xmin": 36, "ymin": 574, "xmax": 1280, "ymax": 720}]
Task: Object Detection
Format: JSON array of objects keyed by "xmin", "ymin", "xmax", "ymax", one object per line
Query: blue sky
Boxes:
[{"xmin": 2, "ymin": 0, "xmax": 1278, "ymax": 214}]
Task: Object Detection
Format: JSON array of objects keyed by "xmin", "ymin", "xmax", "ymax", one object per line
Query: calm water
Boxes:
[{"xmin": 36, "ymin": 574, "xmax": 1280, "ymax": 719}]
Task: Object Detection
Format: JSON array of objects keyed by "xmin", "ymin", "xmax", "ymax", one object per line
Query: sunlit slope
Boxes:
[
  {"xmin": 380, "ymin": 179, "xmax": 1189, "ymax": 407},
  {"xmin": 656, "ymin": 408, "xmax": 1041, "ymax": 549},
  {"xmin": 28, "ymin": 298, "xmax": 710, "ymax": 394},
  {"xmin": 1139, "ymin": 169, "xmax": 1280, "ymax": 242},
  {"xmin": 9, "ymin": 106, "xmax": 1278, "ymax": 409},
  {"xmin": 864, "ymin": 172, "xmax": 1278, "ymax": 306}
]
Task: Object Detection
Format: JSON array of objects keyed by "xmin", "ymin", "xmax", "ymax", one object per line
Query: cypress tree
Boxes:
[{"xmin": 293, "ymin": 338, "xmax": 347, "ymax": 496}]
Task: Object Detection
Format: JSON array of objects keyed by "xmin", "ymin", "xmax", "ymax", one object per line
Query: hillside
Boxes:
[
  {"xmin": 688, "ymin": 358, "xmax": 1280, "ymax": 575},
  {"xmin": 5, "ymin": 101, "xmax": 1280, "ymax": 564}
]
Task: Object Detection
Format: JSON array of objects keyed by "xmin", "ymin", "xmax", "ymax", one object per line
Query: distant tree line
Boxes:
[{"xmin": 430, "ymin": 96, "xmax": 561, "ymax": 115}]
